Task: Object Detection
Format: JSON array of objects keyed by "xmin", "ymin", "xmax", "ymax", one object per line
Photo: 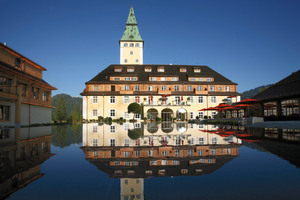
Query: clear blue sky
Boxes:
[{"xmin": 1, "ymin": 0, "xmax": 299, "ymax": 97}]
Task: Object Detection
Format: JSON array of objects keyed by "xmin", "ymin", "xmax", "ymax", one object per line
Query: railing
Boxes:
[
  {"xmin": 0, "ymin": 85, "xmax": 18, "ymax": 95},
  {"xmin": 144, "ymin": 101, "xmax": 191, "ymax": 106}
]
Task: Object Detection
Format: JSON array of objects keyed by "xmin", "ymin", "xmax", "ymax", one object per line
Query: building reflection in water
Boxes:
[
  {"xmin": 82, "ymin": 122, "xmax": 242, "ymax": 200},
  {"xmin": 0, "ymin": 127, "xmax": 54, "ymax": 199}
]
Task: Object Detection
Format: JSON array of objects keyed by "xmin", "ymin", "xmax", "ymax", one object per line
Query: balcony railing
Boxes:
[{"xmin": 143, "ymin": 101, "xmax": 191, "ymax": 106}]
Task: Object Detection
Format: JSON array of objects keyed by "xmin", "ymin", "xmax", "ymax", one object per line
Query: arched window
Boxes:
[
  {"xmin": 15, "ymin": 58, "xmax": 21, "ymax": 68},
  {"xmin": 135, "ymin": 43, "xmax": 140, "ymax": 47},
  {"xmin": 130, "ymin": 43, "xmax": 134, "ymax": 47},
  {"xmin": 124, "ymin": 43, "xmax": 128, "ymax": 47}
]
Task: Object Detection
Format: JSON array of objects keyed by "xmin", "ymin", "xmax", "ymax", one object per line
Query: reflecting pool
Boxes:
[{"xmin": 1, "ymin": 123, "xmax": 300, "ymax": 200}]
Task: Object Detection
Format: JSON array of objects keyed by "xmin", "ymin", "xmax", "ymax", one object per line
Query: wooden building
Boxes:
[
  {"xmin": 81, "ymin": 5, "xmax": 240, "ymax": 121},
  {"xmin": 254, "ymin": 70, "xmax": 300, "ymax": 120},
  {"xmin": 0, "ymin": 43, "xmax": 56, "ymax": 127}
]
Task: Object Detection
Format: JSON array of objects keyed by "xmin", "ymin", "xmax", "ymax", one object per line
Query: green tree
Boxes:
[
  {"xmin": 54, "ymin": 96, "xmax": 68, "ymax": 123},
  {"xmin": 127, "ymin": 102, "xmax": 142, "ymax": 120},
  {"xmin": 128, "ymin": 128, "xmax": 142, "ymax": 139},
  {"xmin": 71, "ymin": 103, "xmax": 81, "ymax": 123}
]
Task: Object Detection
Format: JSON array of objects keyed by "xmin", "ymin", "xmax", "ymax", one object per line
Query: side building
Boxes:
[
  {"xmin": 0, "ymin": 43, "xmax": 57, "ymax": 127},
  {"xmin": 81, "ymin": 5, "xmax": 239, "ymax": 121}
]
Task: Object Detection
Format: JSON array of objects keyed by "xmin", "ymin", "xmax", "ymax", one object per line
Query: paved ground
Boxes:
[{"xmin": 249, "ymin": 121, "xmax": 300, "ymax": 129}]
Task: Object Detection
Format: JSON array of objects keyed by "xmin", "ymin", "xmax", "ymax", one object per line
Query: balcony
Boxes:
[
  {"xmin": 143, "ymin": 100, "xmax": 191, "ymax": 107},
  {"xmin": 0, "ymin": 85, "xmax": 18, "ymax": 100}
]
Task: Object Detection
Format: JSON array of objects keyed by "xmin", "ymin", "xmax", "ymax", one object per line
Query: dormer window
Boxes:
[
  {"xmin": 145, "ymin": 67, "xmax": 152, "ymax": 72},
  {"xmin": 114, "ymin": 77, "xmax": 120, "ymax": 81},
  {"xmin": 130, "ymin": 43, "xmax": 134, "ymax": 47},
  {"xmin": 127, "ymin": 67, "xmax": 134, "ymax": 72},
  {"xmin": 180, "ymin": 67, "xmax": 187, "ymax": 72},
  {"xmin": 114, "ymin": 67, "xmax": 122, "ymax": 72},
  {"xmin": 199, "ymin": 78, "xmax": 204, "ymax": 81},
  {"xmin": 194, "ymin": 68, "xmax": 201, "ymax": 73},
  {"xmin": 172, "ymin": 77, "xmax": 178, "ymax": 81},
  {"xmin": 190, "ymin": 78, "xmax": 196, "ymax": 81},
  {"xmin": 135, "ymin": 43, "xmax": 140, "ymax": 47},
  {"xmin": 157, "ymin": 67, "xmax": 165, "ymax": 72},
  {"xmin": 124, "ymin": 43, "xmax": 128, "ymax": 47},
  {"xmin": 125, "ymin": 77, "xmax": 130, "ymax": 81},
  {"xmin": 207, "ymin": 78, "xmax": 212, "ymax": 82},
  {"xmin": 161, "ymin": 77, "xmax": 166, "ymax": 81}
]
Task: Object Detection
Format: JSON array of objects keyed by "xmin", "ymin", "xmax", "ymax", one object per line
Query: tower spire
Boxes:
[{"xmin": 120, "ymin": 4, "xmax": 143, "ymax": 42}]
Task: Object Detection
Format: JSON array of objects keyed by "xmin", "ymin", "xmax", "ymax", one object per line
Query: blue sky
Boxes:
[{"xmin": 1, "ymin": 0, "xmax": 299, "ymax": 97}]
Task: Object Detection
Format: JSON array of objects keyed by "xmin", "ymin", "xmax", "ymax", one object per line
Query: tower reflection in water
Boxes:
[
  {"xmin": 0, "ymin": 127, "xmax": 54, "ymax": 199},
  {"xmin": 82, "ymin": 122, "xmax": 242, "ymax": 200}
]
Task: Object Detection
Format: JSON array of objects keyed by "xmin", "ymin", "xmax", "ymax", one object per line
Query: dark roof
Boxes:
[
  {"xmin": 86, "ymin": 64, "xmax": 237, "ymax": 85},
  {"xmin": 254, "ymin": 70, "xmax": 300, "ymax": 101},
  {"xmin": 0, "ymin": 61, "xmax": 57, "ymax": 90}
]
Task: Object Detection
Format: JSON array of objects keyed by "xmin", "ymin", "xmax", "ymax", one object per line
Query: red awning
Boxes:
[{"xmin": 236, "ymin": 98, "xmax": 259, "ymax": 104}]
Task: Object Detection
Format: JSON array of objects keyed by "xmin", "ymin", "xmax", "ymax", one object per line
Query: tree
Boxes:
[
  {"xmin": 71, "ymin": 103, "xmax": 81, "ymax": 123},
  {"xmin": 54, "ymin": 96, "xmax": 68, "ymax": 123},
  {"xmin": 127, "ymin": 102, "xmax": 142, "ymax": 120},
  {"xmin": 128, "ymin": 128, "xmax": 142, "ymax": 140}
]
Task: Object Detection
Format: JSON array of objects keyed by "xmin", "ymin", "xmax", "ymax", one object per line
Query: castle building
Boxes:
[
  {"xmin": 81, "ymin": 5, "xmax": 239, "ymax": 121},
  {"xmin": 0, "ymin": 43, "xmax": 56, "ymax": 127}
]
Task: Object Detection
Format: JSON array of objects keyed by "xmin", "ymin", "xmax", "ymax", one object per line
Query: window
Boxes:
[
  {"xmin": 123, "ymin": 112, "xmax": 129, "ymax": 119},
  {"xmin": 93, "ymin": 85, "xmax": 98, "ymax": 91},
  {"xmin": 114, "ymin": 68, "xmax": 122, "ymax": 72},
  {"xmin": 92, "ymin": 126, "xmax": 97, "ymax": 133},
  {"xmin": 130, "ymin": 43, "xmax": 134, "ymax": 47},
  {"xmin": 111, "ymin": 86, "xmax": 115, "ymax": 91},
  {"xmin": 124, "ymin": 85, "xmax": 129, "ymax": 91},
  {"xmin": 135, "ymin": 43, "xmax": 140, "ymax": 47},
  {"xmin": 136, "ymin": 59, "xmax": 139, "ymax": 63},
  {"xmin": 157, "ymin": 67, "xmax": 165, "ymax": 72},
  {"xmin": 198, "ymin": 112, "xmax": 204, "ymax": 119},
  {"xmin": 124, "ymin": 43, "xmax": 128, "ymax": 47},
  {"xmin": 198, "ymin": 96, "xmax": 204, "ymax": 103},
  {"xmin": 212, "ymin": 137, "xmax": 218, "ymax": 145},
  {"xmin": 161, "ymin": 77, "xmax": 166, "ymax": 81},
  {"xmin": 187, "ymin": 86, "xmax": 192, "ymax": 91},
  {"xmin": 134, "ymin": 114, "xmax": 140, "ymax": 119},
  {"xmin": 189, "ymin": 96, "xmax": 194, "ymax": 103},
  {"xmin": 210, "ymin": 86, "xmax": 215, "ymax": 91},
  {"xmin": 194, "ymin": 68, "xmax": 201, "ymax": 73},
  {"xmin": 110, "ymin": 109, "xmax": 116, "ymax": 117},
  {"xmin": 199, "ymin": 138, "xmax": 204, "ymax": 145},
  {"xmin": 188, "ymin": 149, "xmax": 193, "ymax": 156},
  {"xmin": 175, "ymin": 96, "xmax": 181, "ymax": 105},
  {"xmin": 130, "ymin": 51, "xmax": 133, "ymax": 55},
  {"xmin": 199, "ymin": 78, "xmax": 204, "ymax": 81},
  {"xmin": 15, "ymin": 58, "xmax": 21, "ymax": 68},
  {"xmin": 32, "ymin": 87, "xmax": 40, "ymax": 100},
  {"xmin": 172, "ymin": 160, "xmax": 179, "ymax": 165},
  {"xmin": 123, "ymin": 96, "xmax": 130, "ymax": 103},
  {"xmin": 92, "ymin": 139, "xmax": 98, "ymax": 146},
  {"xmin": 92, "ymin": 109, "xmax": 98, "ymax": 117},
  {"xmin": 226, "ymin": 86, "xmax": 230, "ymax": 91},
  {"xmin": 190, "ymin": 112, "xmax": 194, "ymax": 119},
  {"xmin": 0, "ymin": 105, "xmax": 10, "ymax": 121},
  {"xmin": 135, "ymin": 150, "xmax": 140, "ymax": 157},
  {"xmin": 124, "ymin": 59, "xmax": 127, "ymax": 63},
  {"xmin": 211, "ymin": 149, "xmax": 216, "ymax": 155},
  {"xmin": 110, "ymin": 96, "xmax": 115, "ymax": 103},
  {"xmin": 175, "ymin": 85, "xmax": 180, "ymax": 91},
  {"xmin": 110, "ymin": 139, "xmax": 116, "ymax": 146},
  {"xmin": 127, "ymin": 67, "xmax": 134, "ymax": 72},
  {"xmin": 198, "ymin": 150, "xmax": 203, "ymax": 156},
  {"xmin": 175, "ymin": 149, "xmax": 180, "ymax": 156},
  {"xmin": 124, "ymin": 139, "xmax": 130, "ymax": 146},
  {"xmin": 210, "ymin": 96, "xmax": 217, "ymax": 103},
  {"xmin": 190, "ymin": 78, "xmax": 196, "ymax": 81},
  {"xmin": 162, "ymin": 151, "xmax": 167, "ymax": 156},
  {"xmin": 42, "ymin": 91, "xmax": 49, "ymax": 101},
  {"xmin": 219, "ymin": 87, "xmax": 222, "ymax": 91},
  {"xmin": 148, "ymin": 86, "xmax": 153, "ymax": 91},
  {"xmin": 135, "ymin": 96, "xmax": 140, "ymax": 103},
  {"xmin": 149, "ymin": 150, "xmax": 153, "ymax": 156},
  {"xmin": 124, "ymin": 151, "xmax": 130, "ymax": 157},
  {"xmin": 145, "ymin": 67, "xmax": 152, "ymax": 72},
  {"xmin": 176, "ymin": 137, "xmax": 181, "ymax": 145},
  {"xmin": 150, "ymin": 77, "xmax": 156, "ymax": 81},
  {"xmin": 131, "ymin": 77, "xmax": 137, "ymax": 81},
  {"xmin": 110, "ymin": 125, "xmax": 116, "ymax": 133},
  {"xmin": 161, "ymin": 85, "xmax": 167, "ymax": 91},
  {"xmin": 197, "ymin": 86, "xmax": 202, "ymax": 91},
  {"xmin": 207, "ymin": 78, "xmax": 212, "ymax": 82},
  {"xmin": 93, "ymin": 96, "xmax": 98, "ymax": 103},
  {"xmin": 190, "ymin": 138, "xmax": 195, "ymax": 145},
  {"xmin": 135, "ymin": 85, "xmax": 140, "ymax": 91},
  {"xmin": 114, "ymin": 77, "xmax": 120, "ymax": 81},
  {"xmin": 150, "ymin": 161, "xmax": 157, "ymax": 165},
  {"xmin": 172, "ymin": 77, "xmax": 178, "ymax": 81},
  {"xmin": 180, "ymin": 67, "xmax": 186, "ymax": 72}
]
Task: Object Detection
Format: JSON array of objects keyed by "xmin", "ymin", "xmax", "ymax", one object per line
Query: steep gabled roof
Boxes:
[
  {"xmin": 86, "ymin": 64, "xmax": 237, "ymax": 85},
  {"xmin": 120, "ymin": 5, "xmax": 143, "ymax": 42},
  {"xmin": 254, "ymin": 70, "xmax": 300, "ymax": 101}
]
